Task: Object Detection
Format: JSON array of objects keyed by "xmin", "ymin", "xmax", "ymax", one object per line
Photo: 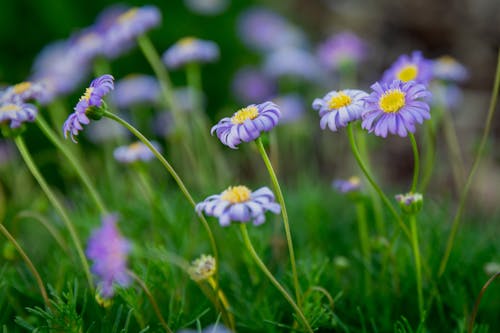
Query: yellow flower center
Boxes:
[
  {"xmin": 221, "ymin": 185, "xmax": 251, "ymax": 203},
  {"xmin": 179, "ymin": 37, "xmax": 196, "ymax": 47},
  {"xmin": 129, "ymin": 142, "xmax": 142, "ymax": 151},
  {"xmin": 438, "ymin": 55, "xmax": 455, "ymax": 64},
  {"xmin": 80, "ymin": 87, "xmax": 94, "ymax": 102},
  {"xmin": 118, "ymin": 8, "xmax": 138, "ymax": 23},
  {"xmin": 13, "ymin": 82, "xmax": 32, "ymax": 94},
  {"xmin": 348, "ymin": 176, "xmax": 361, "ymax": 186},
  {"xmin": 379, "ymin": 89, "xmax": 406, "ymax": 113},
  {"xmin": 328, "ymin": 91, "xmax": 352, "ymax": 109},
  {"xmin": 396, "ymin": 64, "xmax": 418, "ymax": 82},
  {"xmin": 0, "ymin": 104, "xmax": 21, "ymax": 113},
  {"xmin": 231, "ymin": 106, "xmax": 259, "ymax": 124},
  {"xmin": 189, "ymin": 254, "xmax": 216, "ymax": 282}
]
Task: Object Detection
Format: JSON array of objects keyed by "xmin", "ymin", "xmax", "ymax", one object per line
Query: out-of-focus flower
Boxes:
[
  {"xmin": 188, "ymin": 254, "xmax": 216, "ymax": 281},
  {"xmin": 484, "ymin": 262, "xmax": 500, "ymax": 276},
  {"xmin": 152, "ymin": 111, "xmax": 174, "ymax": 137},
  {"xmin": 177, "ymin": 323, "xmax": 232, "ymax": 333},
  {"xmin": 237, "ymin": 7, "xmax": 306, "ymax": 53},
  {"xmin": 312, "ymin": 89, "xmax": 368, "ymax": 131},
  {"xmin": 231, "ymin": 66, "xmax": 276, "ymax": 104},
  {"xmin": 110, "ymin": 74, "xmax": 160, "ymax": 109},
  {"xmin": 211, "ymin": 101, "xmax": 280, "ymax": 149},
  {"xmin": 0, "ymin": 81, "xmax": 48, "ymax": 104},
  {"xmin": 333, "ymin": 176, "xmax": 362, "ymax": 194},
  {"xmin": 362, "ymin": 80, "xmax": 431, "ymax": 137},
  {"xmin": 272, "ymin": 94, "xmax": 305, "ymax": 124},
  {"xmin": 162, "ymin": 37, "xmax": 219, "ymax": 69},
  {"xmin": 196, "ymin": 185, "xmax": 280, "ymax": 226},
  {"xmin": 184, "ymin": 0, "xmax": 230, "ymax": 16},
  {"xmin": 430, "ymin": 81, "xmax": 463, "ymax": 110},
  {"xmin": 86, "ymin": 118, "xmax": 128, "ymax": 144},
  {"xmin": 86, "ymin": 214, "xmax": 131, "ymax": 299},
  {"xmin": 333, "ymin": 256, "xmax": 350, "ymax": 270},
  {"xmin": 395, "ymin": 192, "xmax": 423, "ymax": 215},
  {"xmin": 113, "ymin": 141, "xmax": 159, "ymax": 164},
  {"xmin": 382, "ymin": 51, "xmax": 433, "ymax": 85},
  {"xmin": 67, "ymin": 28, "xmax": 106, "ymax": 63},
  {"xmin": 0, "ymin": 140, "xmax": 15, "ymax": 166},
  {"xmin": 0, "ymin": 102, "xmax": 38, "ymax": 129},
  {"xmin": 264, "ymin": 47, "xmax": 324, "ymax": 82},
  {"xmin": 432, "ymin": 56, "xmax": 468, "ymax": 82},
  {"xmin": 63, "ymin": 75, "xmax": 114, "ymax": 142},
  {"xmin": 317, "ymin": 31, "xmax": 367, "ymax": 71}
]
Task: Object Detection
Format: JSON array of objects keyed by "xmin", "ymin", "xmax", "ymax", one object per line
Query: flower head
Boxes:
[
  {"xmin": 0, "ymin": 81, "xmax": 48, "ymax": 104},
  {"xmin": 63, "ymin": 74, "xmax": 114, "ymax": 142},
  {"xmin": 113, "ymin": 141, "xmax": 159, "ymax": 164},
  {"xmin": 0, "ymin": 102, "xmax": 38, "ymax": 129},
  {"xmin": 432, "ymin": 56, "xmax": 468, "ymax": 82},
  {"xmin": 188, "ymin": 254, "xmax": 216, "ymax": 281},
  {"xmin": 313, "ymin": 89, "xmax": 368, "ymax": 131},
  {"xmin": 211, "ymin": 101, "xmax": 280, "ymax": 149},
  {"xmin": 162, "ymin": 37, "xmax": 219, "ymax": 69},
  {"xmin": 264, "ymin": 47, "xmax": 324, "ymax": 82},
  {"xmin": 395, "ymin": 192, "xmax": 423, "ymax": 215},
  {"xmin": 110, "ymin": 74, "xmax": 160, "ymax": 108},
  {"xmin": 382, "ymin": 51, "xmax": 433, "ymax": 85},
  {"xmin": 362, "ymin": 80, "xmax": 432, "ymax": 137},
  {"xmin": 317, "ymin": 31, "xmax": 367, "ymax": 71},
  {"xmin": 86, "ymin": 214, "xmax": 131, "ymax": 299},
  {"xmin": 333, "ymin": 176, "xmax": 362, "ymax": 194},
  {"xmin": 196, "ymin": 186, "xmax": 281, "ymax": 227}
]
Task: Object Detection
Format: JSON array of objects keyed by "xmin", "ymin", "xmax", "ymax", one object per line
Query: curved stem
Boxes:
[
  {"xmin": 468, "ymin": 272, "xmax": 500, "ymax": 333},
  {"xmin": 207, "ymin": 277, "xmax": 235, "ymax": 332},
  {"xmin": 14, "ymin": 137, "xmax": 93, "ymax": 289},
  {"xmin": 36, "ymin": 116, "xmax": 107, "ymax": 215},
  {"xmin": 409, "ymin": 133, "xmax": 420, "ymax": 193},
  {"xmin": 128, "ymin": 271, "xmax": 173, "ymax": 333},
  {"xmin": 410, "ymin": 215, "xmax": 424, "ymax": 321},
  {"xmin": 0, "ymin": 222, "xmax": 51, "ymax": 309},
  {"xmin": 239, "ymin": 224, "xmax": 313, "ymax": 333},
  {"xmin": 255, "ymin": 137, "xmax": 301, "ymax": 305},
  {"xmin": 346, "ymin": 124, "xmax": 411, "ymax": 240},
  {"xmin": 438, "ymin": 50, "xmax": 500, "ymax": 277}
]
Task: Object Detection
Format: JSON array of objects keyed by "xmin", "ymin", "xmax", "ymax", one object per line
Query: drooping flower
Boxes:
[
  {"xmin": 211, "ymin": 101, "xmax": 280, "ymax": 149},
  {"xmin": 362, "ymin": 80, "xmax": 432, "ymax": 137},
  {"xmin": 113, "ymin": 141, "xmax": 159, "ymax": 164},
  {"xmin": 110, "ymin": 74, "xmax": 160, "ymax": 108},
  {"xmin": 312, "ymin": 89, "xmax": 368, "ymax": 131},
  {"xmin": 63, "ymin": 74, "xmax": 114, "ymax": 142},
  {"xmin": 317, "ymin": 31, "xmax": 367, "ymax": 71},
  {"xmin": 272, "ymin": 94, "xmax": 305, "ymax": 124},
  {"xmin": 432, "ymin": 55, "xmax": 468, "ymax": 82},
  {"xmin": 382, "ymin": 51, "xmax": 433, "ymax": 85},
  {"xmin": 231, "ymin": 66, "xmax": 276, "ymax": 104},
  {"xmin": 86, "ymin": 214, "xmax": 131, "ymax": 299},
  {"xmin": 333, "ymin": 176, "xmax": 362, "ymax": 194},
  {"xmin": 188, "ymin": 254, "xmax": 216, "ymax": 281},
  {"xmin": 162, "ymin": 37, "xmax": 220, "ymax": 69},
  {"xmin": 0, "ymin": 102, "xmax": 38, "ymax": 129},
  {"xmin": 196, "ymin": 185, "xmax": 281, "ymax": 226},
  {"xmin": 0, "ymin": 81, "xmax": 48, "ymax": 104}
]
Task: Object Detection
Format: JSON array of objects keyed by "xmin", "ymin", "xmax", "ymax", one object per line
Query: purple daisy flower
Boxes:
[
  {"xmin": 63, "ymin": 74, "xmax": 114, "ymax": 142},
  {"xmin": 432, "ymin": 56, "xmax": 468, "ymax": 82},
  {"xmin": 312, "ymin": 89, "xmax": 368, "ymax": 131},
  {"xmin": 0, "ymin": 81, "xmax": 48, "ymax": 104},
  {"xmin": 113, "ymin": 141, "xmax": 160, "ymax": 164},
  {"xmin": 162, "ymin": 37, "xmax": 220, "ymax": 69},
  {"xmin": 0, "ymin": 102, "xmax": 38, "ymax": 129},
  {"xmin": 231, "ymin": 66, "xmax": 277, "ymax": 104},
  {"xmin": 211, "ymin": 101, "xmax": 281, "ymax": 149},
  {"xmin": 382, "ymin": 51, "xmax": 433, "ymax": 85},
  {"xmin": 110, "ymin": 74, "xmax": 160, "ymax": 108},
  {"xmin": 196, "ymin": 185, "xmax": 281, "ymax": 227},
  {"xmin": 362, "ymin": 80, "xmax": 432, "ymax": 138},
  {"xmin": 86, "ymin": 214, "xmax": 131, "ymax": 299},
  {"xmin": 264, "ymin": 47, "xmax": 324, "ymax": 82},
  {"xmin": 317, "ymin": 31, "xmax": 367, "ymax": 71},
  {"xmin": 333, "ymin": 176, "xmax": 362, "ymax": 194}
]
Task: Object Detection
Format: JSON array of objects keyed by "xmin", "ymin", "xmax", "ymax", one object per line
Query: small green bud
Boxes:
[{"xmin": 395, "ymin": 192, "xmax": 423, "ymax": 215}]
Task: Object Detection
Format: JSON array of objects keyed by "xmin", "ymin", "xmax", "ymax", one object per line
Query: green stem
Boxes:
[
  {"xmin": 14, "ymin": 137, "xmax": 93, "ymax": 289},
  {"xmin": 0, "ymin": 222, "xmax": 51, "ymax": 308},
  {"xmin": 355, "ymin": 201, "xmax": 372, "ymax": 295},
  {"xmin": 255, "ymin": 137, "xmax": 301, "ymax": 305},
  {"xmin": 346, "ymin": 124, "xmax": 411, "ymax": 240},
  {"xmin": 419, "ymin": 120, "xmax": 436, "ymax": 193},
  {"xmin": 409, "ymin": 133, "xmax": 419, "ymax": 193},
  {"xmin": 441, "ymin": 107, "xmax": 466, "ymax": 192},
  {"xmin": 239, "ymin": 224, "xmax": 313, "ymax": 333},
  {"xmin": 36, "ymin": 116, "xmax": 107, "ymax": 215},
  {"xmin": 468, "ymin": 272, "xmax": 500, "ymax": 333},
  {"xmin": 410, "ymin": 215, "xmax": 424, "ymax": 321},
  {"xmin": 438, "ymin": 50, "xmax": 500, "ymax": 277}
]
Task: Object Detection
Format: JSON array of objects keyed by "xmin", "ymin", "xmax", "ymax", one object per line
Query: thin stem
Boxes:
[
  {"xmin": 409, "ymin": 133, "xmax": 419, "ymax": 193},
  {"xmin": 36, "ymin": 116, "xmax": 107, "ymax": 215},
  {"xmin": 207, "ymin": 277, "xmax": 235, "ymax": 332},
  {"xmin": 0, "ymin": 222, "xmax": 51, "ymax": 309},
  {"xmin": 468, "ymin": 272, "xmax": 500, "ymax": 333},
  {"xmin": 439, "ymin": 50, "xmax": 500, "ymax": 277},
  {"xmin": 346, "ymin": 124, "xmax": 411, "ymax": 240},
  {"xmin": 128, "ymin": 271, "xmax": 173, "ymax": 333},
  {"xmin": 441, "ymin": 107, "xmax": 466, "ymax": 192},
  {"xmin": 410, "ymin": 215, "xmax": 424, "ymax": 321},
  {"xmin": 14, "ymin": 137, "xmax": 93, "ymax": 289},
  {"xmin": 355, "ymin": 201, "xmax": 372, "ymax": 295},
  {"xmin": 255, "ymin": 137, "xmax": 301, "ymax": 305},
  {"xmin": 419, "ymin": 120, "xmax": 436, "ymax": 193},
  {"xmin": 239, "ymin": 224, "xmax": 313, "ymax": 333}
]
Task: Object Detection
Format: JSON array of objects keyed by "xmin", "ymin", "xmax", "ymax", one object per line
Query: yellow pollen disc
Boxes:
[
  {"xmin": 231, "ymin": 106, "xmax": 259, "ymax": 124},
  {"xmin": 179, "ymin": 37, "xmax": 196, "ymax": 47},
  {"xmin": 129, "ymin": 142, "xmax": 142, "ymax": 151},
  {"xmin": 13, "ymin": 82, "xmax": 32, "ymax": 94},
  {"xmin": 328, "ymin": 91, "xmax": 352, "ymax": 109},
  {"xmin": 118, "ymin": 8, "xmax": 138, "ymax": 23},
  {"xmin": 221, "ymin": 186, "xmax": 251, "ymax": 203},
  {"xmin": 379, "ymin": 89, "xmax": 406, "ymax": 113},
  {"xmin": 0, "ymin": 104, "xmax": 21, "ymax": 113},
  {"xmin": 438, "ymin": 55, "xmax": 456, "ymax": 64},
  {"xmin": 396, "ymin": 64, "xmax": 418, "ymax": 82},
  {"xmin": 348, "ymin": 176, "xmax": 361, "ymax": 186},
  {"xmin": 80, "ymin": 87, "xmax": 94, "ymax": 102}
]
